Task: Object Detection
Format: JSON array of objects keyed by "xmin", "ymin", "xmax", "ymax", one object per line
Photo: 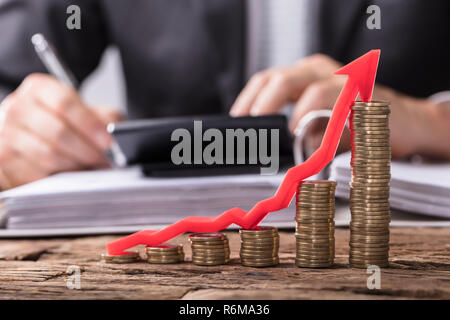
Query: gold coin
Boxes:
[
  {"xmin": 297, "ymin": 251, "xmax": 334, "ymax": 257},
  {"xmin": 239, "ymin": 226, "xmax": 278, "ymax": 234},
  {"xmin": 350, "ymin": 231, "xmax": 390, "ymax": 236},
  {"xmin": 351, "ymin": 145, "xmax": 391, "ymax": 151},
  {"xmin": 349, "ymin": 237, "xmax": 389, "ymax": 243},
  {"xmin": 241, "ymin": 259, "xmax": 279, "ymax": 267},
  {"xmin": 147, "ymin": 251, "xmax": 183, "ymax": 258},
  {"xmin": 352, "ymin": 120, "xmax": 389, "ymax": 126},
  {"xmin": 297, "ymin": 191, "xmax": 335, "ymax": 198},
  {"xmin": 300, "ymin": 180, "xmax": 337, "ymax": 187},
  {"xmin": 241, "ymin": 243, "xmax": 279, "ymax": 249},
  {"xmin": 297, "ymin": 205, "xmax": 335, "ymax": 211},
  {"xmin": 189, "ymin": 239, "xmax": 229, "ymax": 245},
  {"xmin": 350, "ymin": 185, "xmax": 390, "ymax": 191},
  {"xmin": 296, "ymin": 256, "xmax": 333, "ymax": 263},
  {"xmin": 192, "ymin": 256, "xmax": 230, "ymax": 262},
  {"xmin": 350, "ymin": 215, "xmax": 391, "ymax": 221},
  {"xmin": 192, "ymin": 252, "xmax": 230, "ymax": 258},
  {"xmin": 240, "ymin": 252, "xmax": 278, "ymax": 259},
  {"xmin": 353, "ymin": 129, "xmax": 390, "ymax": 136},
  {"xmin": 190, "ymin": 244, "xmax": 230, "ymax": 250},
  {"xmin": 189, "ymin": 233, "xmax": 227, "ymax": 241},
  {"xmin": 295, "ymin": 257, "xmax": 333, "ymax": 263},
  {"xmin": 148, "ymin": 256, "xmax": 184, "ymax": 261},
  {"xmin": 102, "ymin": 252, "xmax": 140, "ymax": 264},
  {"xmin": 351, "ymin": 210, "xmax": 390, "ymax": 215},
  {"xmin": 240, "ymin": 247, "xmax": 279, "ymax": 253},
  {"xmin": 352, "ymin": 156, "xmax": 391, "ymax": 163},
  {"xmin": 241, "ymin": 238, "xmax": 279, "ymax": 245},
  {"xmin": 240, "ymin": 256, "xmax": 279, "ymax": 262},
  {"xmin": 350, "ymin": 201, "xmax": 390, "ymax": 208},
  {"xmin": 350, "ymin": 195, "xmax": 390, "ymax": 201},
  {"xmin": 353, "ymin": 143, "xmax": 390, "ymax": 149},
  {"xmin": 351, "ymin": 211, "xmax": 390, "ymax": 217},
  {"xmin": 352, "ymin": 114, "xmax": 390, "ymax": 119},
  {"xmin": 352, "ymin": 149, "xmax": 391, "ymax": 156},
  {"xmin": 297, "ymin": 196, "xmax": 335, "ymax": 202},
  {"xmin": 351, "ymin": 124, "xmax": 389, "ymax": 130},
  {"xmin": 351, "ymin": 150, "xmax": 391, "ymax": 157},
  {"xmin": 352, "ymin": 121, "xmax": 389, "ymax": 127},
  {"xmin": 350, "ymin": 229, "xmax": 389, "ymax": 236},
  {"xmin": 296, "ymin": 217, "xmax": 334, "ymax": 223},
  {"xmin": 353, "ymin": 101, "xmax": 390, "ymax": 107},
  {"xmin": 349, "ymin": 257, "xmax": 389, "ymax": 264},
  {"xmin": 350, "ymin": 181, "xmax": 390, "ymax": 187},
  {"xmin": 192, "ymin": 260, "xmax": 229, "ymax": 266},
  {"xmin": 352, "ymin": 156, "xmax": 391, "ymax": 162},
  {"xmin": 296, "ymin": 220, "xmax": 335, "ymax": 226},
  {"xmin": 351, "ymin": 219, "xmax": 391, "ymax": 225},
  {"xmin": 296, "ymin": 239, "xmax": 334, "ymax": 246},
  {"xmin": 350, "ymin": 190, "xmax": 390, "ymax": 196},
  {"xmin": 350, "ymin": 252, "xmax": 389, "ymax": 259},
  {"xmin": 350, "ymin": 219, "xmax": 390, "ymax": 226},
  {"xmin": 351, "ymin": 116, "xmax": 390, "ymax": 122},
  {"xmin": 147, "ymin": 244, "xmax": 183, "ymax": 251},
  {"xmin": 296, "ymin": 215, "xmax": 334, "ymax": 221},
  {"xmin": 350, "ymin": 250, "xmax": 389, "ymax": 257}
]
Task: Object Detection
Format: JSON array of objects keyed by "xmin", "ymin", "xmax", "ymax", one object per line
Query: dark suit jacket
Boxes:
[{"xmin": 0, "ymin": 0, "xmax": 449, "ymax": 119}]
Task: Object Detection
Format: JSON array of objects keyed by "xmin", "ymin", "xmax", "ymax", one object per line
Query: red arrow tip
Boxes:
[{"xmin": 335, "ymin": 49, "xmax": 380, "ymax": 102}]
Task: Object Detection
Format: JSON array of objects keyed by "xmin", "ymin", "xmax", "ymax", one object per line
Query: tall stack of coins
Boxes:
[
  {"xmin": 101, "ymin": 252, "xmax": 140, "ymax": 264},
  {"xmin": 239, "ymin": 227, "xmax": 279, "ymax": 267},
  {"xmin": 147, "ymin": 244, "xmax": 184, "ymax": 264},
  {"xmin": 189, "ymin": 233, "xmax": 230, "ymax": 266},
  {"xmin": 349, "ymin": 101, "xmax": 391, "ymax": 268},
  {"xmin": 295, "ymin": 181, "xmax": 336, "ymax": 268}
]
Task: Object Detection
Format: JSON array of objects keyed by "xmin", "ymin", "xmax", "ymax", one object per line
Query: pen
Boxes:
[
  {"xmin": 31, "ymin": 33, "xmax": 127, "ymax": 167},
  {"xmin": 31, "ymin": 33, "xmax": 78, "ymax": 88}
]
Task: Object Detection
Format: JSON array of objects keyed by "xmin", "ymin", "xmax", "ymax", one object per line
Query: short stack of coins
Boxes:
[
  {"xmin": 295, "ymin": 180, "xmax": 336, "ymax": 268},
  {"xmin": 102, "ymin": 252, "xmax": 140, "ymax": 264},
  {"xmin": 349, "ymin": 101, "xmax": 391, "ymax": 268},
  {"xmin": 239, "ymin": 227, "xmax": 279, "ymax": 267},
  {"xmin": 189, "ymin": 233, "xmax": 230, "ymax": 266},
  {"xmin": 147, "ymin": 244, "xmax": 184, "ymax": 264}
]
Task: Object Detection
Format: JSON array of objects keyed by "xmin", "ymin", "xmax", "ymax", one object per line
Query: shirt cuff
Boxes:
[{"xmin": 429, "ymin": 91, "xmax": 450, "ymax": 104}]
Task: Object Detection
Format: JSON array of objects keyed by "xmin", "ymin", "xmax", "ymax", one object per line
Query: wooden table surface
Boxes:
[{"xmin": 0, "ymin": 227, "xmax": 449, "ymax": 300}]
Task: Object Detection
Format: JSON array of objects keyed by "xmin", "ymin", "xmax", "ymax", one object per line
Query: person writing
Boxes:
[{"xmin": 0, "ymin": 0, "xmax": 449, "ymax": 189}]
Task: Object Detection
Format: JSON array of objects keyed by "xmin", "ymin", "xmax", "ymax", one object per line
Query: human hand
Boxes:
[
  {"xmin": 230, "ymin": 54, "xmax": 440, "ymax": 160},
  {"xmin": 0, "ymin": 74, "xmax": 118, "ymax": 189}
]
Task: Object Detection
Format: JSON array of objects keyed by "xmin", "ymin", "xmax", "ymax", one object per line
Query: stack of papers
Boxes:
[
  {"xmin": 330, "ymin": 152, "xmax": 450, "ymax": 219},
  {"xmin": 1, "ymin": 153, "xmax": 448, "ymax": 238},
  {"xmin": 0, "ymin": 167, "xmax": 296, "ymax": 231}
]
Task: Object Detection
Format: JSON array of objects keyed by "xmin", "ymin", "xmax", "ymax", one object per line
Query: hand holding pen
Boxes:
[{"xmin": 0, "ymin": 33, "xmax": 121, "ymax": 189}]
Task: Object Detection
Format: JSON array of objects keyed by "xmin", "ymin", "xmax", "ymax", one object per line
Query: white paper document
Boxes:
[
  {"xmin": 0, "ymin": 167, "xmax": 296, "ymax": 232},
  {"xmin": 0, "ymin": 154, "xmax": 449, "ymax": 238},
  {"xmin": 330, "ymin": 151, "xmax": 450, "ymax": 219}
]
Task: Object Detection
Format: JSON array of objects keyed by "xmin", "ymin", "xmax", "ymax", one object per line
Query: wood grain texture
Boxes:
[{"xmin": 0, "ymin": 227, "xmax": 449, "ymax": 300}]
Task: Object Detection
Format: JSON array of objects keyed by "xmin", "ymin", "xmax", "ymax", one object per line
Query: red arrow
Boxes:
[{"xmin": 106, "ymin": 50, "xmax": 381, "ymax": 255}]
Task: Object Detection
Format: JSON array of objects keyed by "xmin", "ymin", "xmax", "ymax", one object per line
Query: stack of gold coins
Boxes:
[
  {"xmin": 295, "ymin": 180, "xmax": 336, "ymax": 268},
  {"xmin": 101, "ymin": 252, "xmax": 140, "ymax": 264},
  {"xmin": 239, "ymin": 227, "xmax": 279, "ymax": 267},
  {"xmin": 147, "ymin": 244, "xmax": 184, "ymax": 264},
  {"xmin": 349, "ymin": 101, "xmax": 391, "ymax": 268},
  {"xmin": 189, "ymin": 233, "xmax": 230, "ymax": 266}
]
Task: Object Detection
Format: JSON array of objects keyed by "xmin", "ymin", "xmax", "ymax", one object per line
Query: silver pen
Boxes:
[{"xmin": 31, "ymin": 33, "xmax": 126, "ymax": 167}]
